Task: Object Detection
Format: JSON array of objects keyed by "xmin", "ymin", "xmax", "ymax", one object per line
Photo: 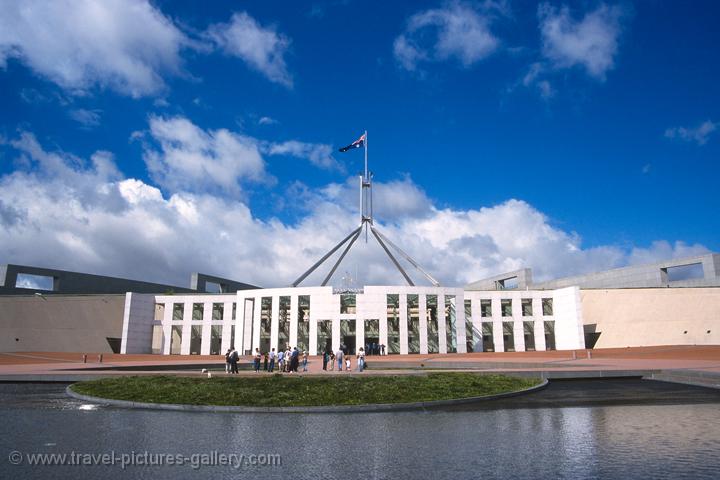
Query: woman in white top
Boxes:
[{"xmin": 357, "ymin": 347, "xmax": 366, "ymax": 372}]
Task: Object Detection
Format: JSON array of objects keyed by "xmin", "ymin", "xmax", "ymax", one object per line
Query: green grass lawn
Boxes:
[{"xmin": 70, "ymin": 373, "xmax": 541, "ymax": 407}]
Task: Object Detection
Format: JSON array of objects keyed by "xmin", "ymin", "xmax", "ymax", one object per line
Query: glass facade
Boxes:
[
  {"xmin": 542, "ymin": 298, "xmax": 554, "ymax": 316},
  {"xmin": 212, "ymin": 303, "xmax": 223, "ymax": 320},
  {"xmin": 172, "ymin": 303, "xmax": 184, "ymax": 321},
  {"xmin": 544, "ymin": 321, "xmax": 556, "ymax": 350},
  {"xmin": 170, "ymin": 325, "xmax": 182, "ymax": 354},
  {"xmin": 190, "ymin": 325, "xmax": 202, "ymax": 354},
  {"xmin": 481, "ymin": 299, "xmax": 492, "ymax": 317},
  {"xmin": 278, "ymin": 296, "xmax": 290, "ymax": 351},
  {"xmin": 503, "ymin": 321, "xmax": 515, "ymax": 352},
  {"xmin": 482, "ymin": 322, "xmax": 494, "ymax": 352},
  {"xmin": 523, "ymin": 321, "xmax": 535, "ymax": 351},
  {"xmin": 427, "ymin": 295, "xmax": 439, "ymax": 353},
  {"xmin": 521, "ymin": 299, "xmax": 533, "ymax": 316},
  {"xmin": 297, "ymin": 295, "xmax": 310, "ymax": 353},
  {"xmin": 407, "ymin": 294, "xmax": 420, "ymax": 354},
  {"xmin": 317, "ymin": 320, "xmax": 332, "ymax": 355},
  {"xmin": 465, "ymin": 299, "xmax": 477, "ymax": 353},
  {"xmin": 210, "ymin": 325, "xmax": 222, "ymax": 354},
  {"xmin": 260, "ymin": 297, "xmax": 272, "ymax": 353},
  {"xmin": 386, "ymin": 294, "xmax": 400, "ymax": 354},
  {"xmin": 340, "ymin": 294, "xmax": 356, "ymax": 314},
  {"xmin": 364, "ymin": 319, "xmax": 379, "ymax": 355},
  {"xmin": 445, "ymin": 295, "xmax": 457, "ymax": 353},
  {"xmin": 501, "ymin": 299, "xmax": 513, "ymax": 317},
  {"xmin": 341, "ymin": 319, "xmax": 356, "ymax": 354},
  {"xmin": 192, "ymin": 303, "xmax": 204, "ymax": 320}
]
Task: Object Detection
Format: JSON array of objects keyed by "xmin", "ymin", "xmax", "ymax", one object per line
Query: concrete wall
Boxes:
[
  {"xmin": 581, "ymin": 287, "xmax": 720, "ymax": 348},
  {"xmin": 0, "ymin": 294, "xmax": 126, "ymax": 352}
]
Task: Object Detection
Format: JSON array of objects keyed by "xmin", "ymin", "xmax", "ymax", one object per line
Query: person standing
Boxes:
[
  {"xmin": 357, "ymin": 347, "xmax": 365, "ymax": 372},
  {"xmin": 329, "ymin": 351, "xmax": 335, "ymax": 371},
  {"xmin": 381, "ymin": 344, "xmax": 386, "ymax": 356},
  {"xmin": 253, "ymin": 348, "xmax": 261, "ymax": 373},
  {"xmin": 302, "ymin": 351, "xmax": 308, "ymax": 372},
  {"xmin": 336, "ymin": 348, "xmax": 344, "ymax": 371},
  {"xmin": 229, "ymin": 347, "xmax": 239, "ymax": 374},
  {"xmin": 225, "ymin": 348, "xmax": 232, "ymax": 374},
  {"xmin": 321, "ymin": 350, "xmax": 327, "ymax": 370},
  {"xmin": 291, "ymin": 347, "xmax": 299, "ymax": 372},
  {"xmin": 278, "ymin": 349, "xmax": 285, "ymax": 372},
  {"xmin": 268, "ymin": 348, "xmax": 276, "ymax": 372}
]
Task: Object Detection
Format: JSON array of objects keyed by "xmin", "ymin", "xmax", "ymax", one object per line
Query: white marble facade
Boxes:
[{"xmin": 121, "ymin": 286, "xmax": 586, "ymax": 355}]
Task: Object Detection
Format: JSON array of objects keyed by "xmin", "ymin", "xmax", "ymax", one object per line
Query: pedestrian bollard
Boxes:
[
  {"xmin": 98, "ymin": 354, "xmax": 103, "ymax": 363},
  {"xmin": 82, "ymin": 354, "xmax": 87, "ymax": 363}
]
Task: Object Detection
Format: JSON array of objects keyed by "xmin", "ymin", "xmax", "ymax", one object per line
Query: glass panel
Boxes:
[
  {"xmin": 341, "ymin": 319, "xmax": 356, "ymax": 355},
  {"xmin": 542, "ymin": 298, "xmax": 554, "ymax": 316},
  {"xmin": 212, "ymin": 303, "xmax": 224, "ymax": 320},
  {"xmin": 317, "ymin": 320, "xmax": 332, "ymax": 355},
  {"xmin": 260, "ymin": 297, "xmax": 272, "ymax": 353},
  {"xmin": 427, "ymin": 295, "xmax": 439, "ymax": 353},
  {"xmin": 501, "ymin": 299, "xmax": 512, "ymax": 317},
  {"xmin": 232, "ymin": 303, "xmax": 236, "ymax": 320},
  {"xmin": 521, "ymin": 299, "xmax": 533, "ymax": 317},
  {"xmin": 297, "ymin": 295, "xmax": 310, "ymax": 353},
  {"xmin": 482, "ymin": 322, "xmax": 494, "ymax": 352},
  {"xmin": 407, "ymin": 294, "xmax": 420, "ymax": 354},
  {"xmin": 386, "ymin": 294, "xmax": 400, "ymax": 354},
  {"xmin": 465, "ymin": 299, "xmax": 477, "ymax": 353},
  {"xmin": 544, "ymin": 321, "xmax": 556, "ymax": 350},
  {"xmin": 503, "ymin": 321, "xmax": 515, "ymax": 352},
  {"xmin": 190, "ymin": 325, "xmax": 202, "ymax": 355},
  {"xmin": 364, "ymin": 319, "xmax": 380, "ymax": 355},
  {"xmin": 481, "ymin": 299, "xmax": 492, "ymax": 317},
  {"xmin": 210, "ymin": 325, "xmax": 222, "ymax": 354},
  {"xmin": 170, "ymin": 326, "xmax": 182, "ymax": 354},
  {"xmin": 172, "ymin": 303, "xmax": 184, "ymax": 321},
  {"xmin": 278, "ymin": 296, "xmax": 290, "ymax": 351},
  {"xmin": 340, "ymin": 294, "xmax": 356, "ymax": 314},
  {"xmin": 230, "ymin": 325, "xmax": 235, "ymax": 349},
  {"xmin": 192, "ymin": 303, "xmax": 204, "ymax": 320},
  {"xmin": 445, "ymin": 295, "xmax": 457, "ymax": 353},
  {"xmin": 151, "ymin": 325, "xmax": 163, "ymax": 354},
  {"xmin": 523, "ymin": 321, "xmax": 535, "ymax": 351}
]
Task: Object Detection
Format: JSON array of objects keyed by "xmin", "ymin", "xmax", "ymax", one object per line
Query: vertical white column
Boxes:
[
  {"xmin": 200, "ymin": 301, "xmax": 212, "ymax": 355},
  {"xmin": 270, "ymin": 295, "xmax": 279, "ymax": 352},
  {"xmin": 252, "ymin": 297, "xmax": 261, "ymax": 353},
  {"xmin": 492, "ymin": 296, "xmax": 503, "ymax": 352},
  {"xmin": 181, "ymin": 300, "xmax": 192, "ymax": 355},
  {"xmin": 309, "ymin": 318, "xmax": 318, "ymax": 356},
  {"xmin": 221, "ymin": 301, "xmax": 233, "ymax": 352},
  {"xmin": 399, "ymin": 293, "xmax": 409, "ymax": 354},
  {"xmin": 419, "ymin": 294, "xmax": 428, "ymax": 354},
  {"xmin": 162, "ymin": 300, "xmax": 172, "ymax": 355},
  {"xmin": 332, "ymin": 317, "xmax": 340, "ymax": 352},
  {"xmin": 438, "ymin": 294, "xmax": 448, "ymax": 354}
]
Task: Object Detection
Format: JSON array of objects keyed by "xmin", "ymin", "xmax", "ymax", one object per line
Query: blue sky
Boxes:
[{"xmin": 0, "ymin": 0, "xmax": 718, "ymax": 288}]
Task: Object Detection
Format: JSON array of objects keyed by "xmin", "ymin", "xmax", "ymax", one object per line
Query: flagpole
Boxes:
[{"xmin": 364, "ymin": 130, "xmax": 368, "ymax": 242}]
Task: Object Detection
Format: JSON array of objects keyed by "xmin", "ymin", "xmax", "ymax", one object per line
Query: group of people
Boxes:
[
  {"xmin": 364, "ymin": 342, "xmax": 386, "ymax": 356},
  {"xmin": 321, "ymin": 347, "xmax": 366, "ymax": 372},
  {"xmin": 225, "ymin": 346, "xmax": 309, "ymax": 374}
]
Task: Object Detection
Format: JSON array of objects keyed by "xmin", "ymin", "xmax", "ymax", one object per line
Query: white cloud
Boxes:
[
  {"xmin": 393, "ymin": 1, "xmax": 501, "ymax": 71},
  {"xmin": 664, "ymin": 120, "xmax": 717, "ymax": 146},
  {"xmin": 538, "ymin": 2, "xmax": 625, "ymax": 80},
  {"xmin": 0, "ymin": 0, "xmax": 189, "ymax": 97},
  {"xmin": 1, "ymin": 132, "xmax": 710, "ymax": 289},
  {"xmin": 206, "ymin": 12, "xmax": 292, "ymax": 87},
  {"xmin": 141, "ymin": 115, "xmax": 270, "ymax": 194},
  {"xmin": 258, "ymin": 116, "xmax": 278, "ymax": 126},
  {"xmin": 69, "ymin": 108, "xmax": 102, "ymax": 128},
  {"xmin": 268, "ymin": 141, "xmax": 342, "ymax": 171}
]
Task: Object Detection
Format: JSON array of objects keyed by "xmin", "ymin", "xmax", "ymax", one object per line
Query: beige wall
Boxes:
[
  {"xmin": 581, "ymin": 288, "xmax": 720, "ymax": 348},
  {"xmin": 0, "ymin": 294, "xmax": 126, "ymax": 353}
]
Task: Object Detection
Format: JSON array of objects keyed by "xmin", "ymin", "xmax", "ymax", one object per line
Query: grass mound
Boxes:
[{"xmin": 71, "ymin": 373, "xmax": 541, "ymax": 407}]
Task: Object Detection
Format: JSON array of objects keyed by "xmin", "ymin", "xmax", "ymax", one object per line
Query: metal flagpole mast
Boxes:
[{"xmin": 364, "ymin": 130, "xmax": 368, "ymax": 242}]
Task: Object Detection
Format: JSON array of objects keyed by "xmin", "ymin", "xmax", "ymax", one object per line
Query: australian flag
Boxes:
[{"xmin": 339, "ymin": 133, "xmax": 366, "ymax": 152}]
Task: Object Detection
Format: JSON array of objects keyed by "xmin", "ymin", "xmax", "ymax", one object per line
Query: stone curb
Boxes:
[{"xmin": 65, "ymin": 379, "xmax": 548, "ymax": 413}]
